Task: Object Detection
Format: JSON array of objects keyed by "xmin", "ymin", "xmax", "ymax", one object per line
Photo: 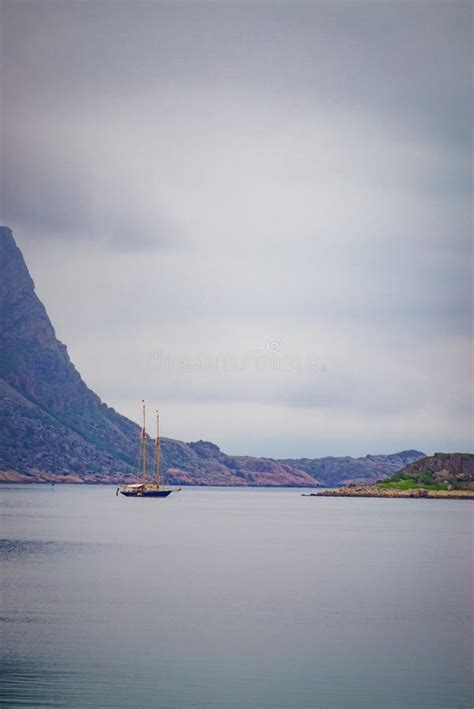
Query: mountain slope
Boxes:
[{"xmin": 0, "ymin": 226, "xmax": 425, "ymax": 486}]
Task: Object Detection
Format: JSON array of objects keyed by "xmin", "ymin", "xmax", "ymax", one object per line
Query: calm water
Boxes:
[{"xmin": 0, "ymin": 485, "xmax": 472, "ymax": 708}]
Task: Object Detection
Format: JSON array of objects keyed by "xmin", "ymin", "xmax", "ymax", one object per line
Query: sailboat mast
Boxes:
[
  {"xmin": 156, "ymin": 410, "xmax": 160, "ymax": 488},
  {"xmin": 142, "ymin": 400, "xmax": 147, "ymax": 485}
]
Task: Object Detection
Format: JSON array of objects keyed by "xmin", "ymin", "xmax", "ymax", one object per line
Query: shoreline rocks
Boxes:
[{"xmin": 303, "ymin": 486, "xmax": 474, "ymax": 499}]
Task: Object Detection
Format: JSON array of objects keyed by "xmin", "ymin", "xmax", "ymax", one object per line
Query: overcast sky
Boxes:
[{"xmin": 1, "ymin": 0, "xmax": 472, "ymax": 457}]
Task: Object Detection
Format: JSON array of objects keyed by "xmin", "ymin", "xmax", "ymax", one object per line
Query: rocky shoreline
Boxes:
[{"xmin": 303, "ymin": 485, "xmax": 474, "ymax": 499}]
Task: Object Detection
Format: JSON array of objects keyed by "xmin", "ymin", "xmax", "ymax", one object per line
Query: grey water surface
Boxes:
[{"xmin": 0, "ymin": 484, "xmax": 472, "ymax": 708}]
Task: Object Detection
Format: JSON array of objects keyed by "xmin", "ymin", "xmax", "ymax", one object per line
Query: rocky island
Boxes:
[{"xmin": 305, "ymin": 453, "xmax": 474, "ymax": 499}]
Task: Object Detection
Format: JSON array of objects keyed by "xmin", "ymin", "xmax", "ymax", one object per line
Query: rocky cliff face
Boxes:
[
  {"xmin": 0, "ymin": 227, "xmax": 139, "ymax": 480},
  {"xmin": 0, "ymin": 226, "xmax": 426, "ymax": 486}
]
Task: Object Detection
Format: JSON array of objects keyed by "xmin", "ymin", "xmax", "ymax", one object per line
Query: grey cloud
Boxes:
[{"xmin": 3, "ymin": 1, "xmax": 471, "ymax": 146}]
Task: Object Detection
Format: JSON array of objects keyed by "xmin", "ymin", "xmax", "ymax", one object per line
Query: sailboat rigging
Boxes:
[{"xmin": 119, "ymin": 401, "xmax": 175, "ymax": 498}]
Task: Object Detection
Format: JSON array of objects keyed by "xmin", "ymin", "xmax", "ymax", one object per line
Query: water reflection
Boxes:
[{"xmin": 0, "ymin": 539, "xmax": 98, "ymax": 561}]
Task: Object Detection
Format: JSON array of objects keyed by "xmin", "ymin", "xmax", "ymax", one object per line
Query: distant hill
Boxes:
[
  {"xmin": 0, "ymin": 226, "xmax": 426, "ymax": 486},
  {"xmin": 387, "ymin": 453, "xmax": 474, "ymax": 490},
  {"xmin": 279, "ymin": 450, "xmax": 426, "ymax": 487}
]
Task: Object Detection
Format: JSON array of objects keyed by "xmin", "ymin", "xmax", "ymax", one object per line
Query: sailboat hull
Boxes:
[{"xmin": 120, "ymin": 489, "xmax": 173, "ymax": 498}]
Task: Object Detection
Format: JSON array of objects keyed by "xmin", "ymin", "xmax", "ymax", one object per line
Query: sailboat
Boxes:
[{"xmin": 119, "ymin": 401, "xmax": 175, "ymax": 498}]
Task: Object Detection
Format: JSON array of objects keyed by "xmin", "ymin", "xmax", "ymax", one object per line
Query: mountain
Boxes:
[
  {"xmin": 0, "ymin": 226, "xmax": 425, "ymax": 486},
  {"xmin": 279, "ymin": 450, "xmax": 426, "ymax": 487}
]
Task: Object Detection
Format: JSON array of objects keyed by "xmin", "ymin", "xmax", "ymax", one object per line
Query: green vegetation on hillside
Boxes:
[{"xmin": 378, "ymin": 479, "xmax": 456, "ymax": 491}]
